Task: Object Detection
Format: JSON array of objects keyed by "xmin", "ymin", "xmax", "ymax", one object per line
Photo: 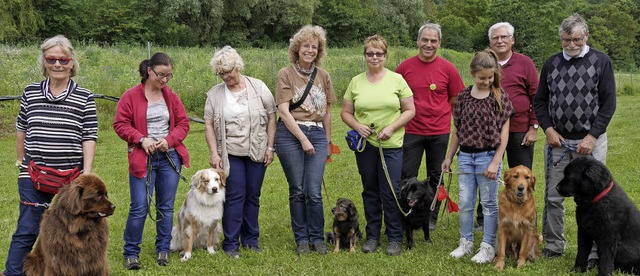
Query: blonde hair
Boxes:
[
  {"xmin": 363, "ymin": 35, "xmax": 388, "ymax": 54},
  {"xmin": 288, "ymin": 25, "xmax": 327, "ymax": 66},
  {"xmin": 210, "ymin": 46, "xmax": 245, "ymax": 74},
  {"xmin": 39, "ymin": 35, "xmax": 79, "ymax": 77},
  {"xmin": 470, "ymin": 48, "xmax": 503, "ymax": 111}
]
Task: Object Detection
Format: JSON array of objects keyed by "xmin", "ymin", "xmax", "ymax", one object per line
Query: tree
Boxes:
[
  {"xmin": 0, "ymin": 0, "xmax": 42, "ymax": 42},
  {"xmin": 313, "ymin": 0, "xmax": 375, "ymax": 47}
]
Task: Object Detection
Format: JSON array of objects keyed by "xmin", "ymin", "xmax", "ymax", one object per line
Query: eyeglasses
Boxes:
[
  {"xmin": 365, "ymin": 52, "xmax": 386, "ymax": 58},
  {"xmin": 151, "ymin": 67, "xmax": 173, "ymax": 81},
  {"xmin": 216, "ymin": 69, "xmax": 235, "ymax": 77},
  {"xmin": 44, "ymin": 57, "xmax": 72, "ymax": 65},
  {"xmin": 561, "ymin": 36, "xmax": 585, "ymax": 44},
  {"xmin": 490, "ymin": 35, "xmax": 512, "ymax": 41}
]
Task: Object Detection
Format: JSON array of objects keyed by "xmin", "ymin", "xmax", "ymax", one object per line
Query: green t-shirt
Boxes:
[{"xmin": 343, "ymin": 68, "xmax": 413, "ymax": 148}]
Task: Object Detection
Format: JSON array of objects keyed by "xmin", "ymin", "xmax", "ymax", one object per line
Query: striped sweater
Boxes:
[{"xmin": 16, "ymin": 78, "xmax": 98, "ymax": 178}]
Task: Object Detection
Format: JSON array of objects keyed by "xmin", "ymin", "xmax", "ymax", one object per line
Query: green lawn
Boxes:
[{"xmin": 1, "ymin": 96, "xmax": 638, "ymax": 275}]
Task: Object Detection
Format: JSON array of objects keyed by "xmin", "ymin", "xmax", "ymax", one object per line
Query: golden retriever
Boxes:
[
  {"xmin": 24, "ymin": 174, "xmax": 115, "ymax": 276},
  {"xmin": 170, "ymin": 168, "xmax": 225, "ymax": 261},
  {"xmin": 495, "ymin": 165, "xmax": 541, "ymax": 271}
]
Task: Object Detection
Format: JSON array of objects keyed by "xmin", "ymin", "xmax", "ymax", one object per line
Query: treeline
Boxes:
[{"xmin": 2, "ymin": 0, "xmax": 639, "ymax": 70}]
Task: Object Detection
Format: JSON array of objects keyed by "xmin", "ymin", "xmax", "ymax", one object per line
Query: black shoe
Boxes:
[
  {"xmin": 312, "ymin": 242, "xmax": 328, "ymax": 255},
  {"xmin": 296, "ymin": 242, "xmax": 311, "ymax": 255},
  {"xmin": 386, "ymin": 242, "xmax": 402, "ymax": 256},
  {"xmin": 156, "ymin": 252, "xmax": 169, "ymax": 266},
  {"xmin": 587, "ymin": 258, "xmax": 599, "ymax": 270},
  {"xmin": 225, "ymin": 250, "xmax": 240, "ymax": 259},
  {"xmin": 541, "ymin": 248, "xmax": 563, "ymax": 258},
  {"xmin": 244, "ymin": 245, "xmax": 261, "ymax": 253},
  {"xmin": 124, "ymin": 257, "xmax": 141, "ymax": 270},
  {"xmin": 362, "ymin": 240, "xmax": 379, "ymax": 253}
]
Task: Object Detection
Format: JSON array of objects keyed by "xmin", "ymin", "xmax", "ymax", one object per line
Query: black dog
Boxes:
[
  {"xmin": 400, "ymin": 177, "xmax": 435, "ymax": 249},
  {"xmin": 557, "ymin": 157, "xmax": 640, "ymax": 276},
  {"xmin": 326, "ymin": 198, "xmax": 362, "ymax": 253}
]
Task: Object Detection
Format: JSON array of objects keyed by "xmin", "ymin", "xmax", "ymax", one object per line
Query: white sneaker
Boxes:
[
  {"xmin": 450, "ymin": 238, "xmax": 473, "ymax": 258},
  {"xmin": 471, "ymin": 242, "xmax": 495, "ymax": 264}
]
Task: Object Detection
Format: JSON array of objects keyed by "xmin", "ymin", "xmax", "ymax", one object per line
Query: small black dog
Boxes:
[
  {"xmin": 326, "ymin": 198, "xmax": 362, "ymax": 253},
  {"xmin": 400, "ymin": 177, "xmax": 435, "ymax": 249},
  {"xmin": 557, "ymin": 157, "xmax": 640, "ymax": 275}
]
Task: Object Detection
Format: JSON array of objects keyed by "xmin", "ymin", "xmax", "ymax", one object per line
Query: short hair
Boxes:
[
  {"xmin": 363, "ymin": 35, "xmax": 388, "ymax": 54},
  {"xmin": 417, "ymin": 23, "xmax": 442, "ymax": 41},
  {"xmin": 138, "ymin": 52, "xmax": 173, "ymax": 83},
  {"xmin": 39, "ymin": 35, "xmax": 79, "ymax": 77},
  {"xmin": 288, "ymin": 25, "xmax": 328, "ymax": 66},
  {"xmin": 210, "ymin": 46, "xmax": 245, "ymax": 74},
  {"xmin": 559, "ymin": 13, "xmax": 589, "ymax": 37},
  {"xmin": 488, "ymin": 22, "xmax": 514, "ymax": 39}
]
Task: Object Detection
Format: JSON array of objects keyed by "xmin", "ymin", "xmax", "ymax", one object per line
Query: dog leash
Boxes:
[
  {"xmin": 375, "ymin": 137, "xmax": 412, "ymax": 217},
  {"xmin": 551, "ymin": 141, "xmax": 577, "ymax": 167},
  {"xmin": 21, "ymin": 200, "xmax": 50, "ymax": 208}
]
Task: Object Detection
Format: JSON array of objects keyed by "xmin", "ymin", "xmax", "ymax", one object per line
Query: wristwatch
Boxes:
[
  {"xmin": 531, "ymin": 124, "xmax": 539, "ymax": 129},
  {"xmin": 138, "ymin": 137, "xmax": 145, "ymax": 147}
]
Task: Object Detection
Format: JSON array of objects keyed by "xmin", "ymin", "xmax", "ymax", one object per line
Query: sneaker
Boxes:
[
  {"xmin": 471, "ymin": 242, "xmax": 495, "ymax": 264},
  {"xmin": 124, "ymin": 257, "xmax": 141, "ymax": 270},
  {"xmin": 156, "ymin": 252, "xmax": 169, "ymax": 266},
  {"xmin": 362, "ymin": 240, "xmax": 379, "ymax": 253},
  {"xmin": 296, "ymin": 242, "xmax": 311, "ymax": 255},
  {"xmin": 541, "ymin": 248, "xmax": 563, "ymax": 258},
  {"xmin": 225, "ymin": 250, "xmax": 240, "ymax": 259},
  {"xmin": 312, "ymin": 242, "xmax": 328, "ymax": 255},
  {"xmin": 386, "ymin": 242, "xmax": 402, "ymax": 256},
  {"xmin": 449, "ymin": 238, "xmax": 473, "ymax": 258}
]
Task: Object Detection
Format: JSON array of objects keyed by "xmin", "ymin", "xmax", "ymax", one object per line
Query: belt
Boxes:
[{"xmin": 296, "ymin": 120, "xmax": 323, "ymax": 128}]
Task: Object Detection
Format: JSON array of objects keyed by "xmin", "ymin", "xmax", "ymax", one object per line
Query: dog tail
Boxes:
[
  {"xmin": 24, "ymin": 248, "xmax": 44, "ymax": 276},
  {"xmin": 325, "ymin": 232, "xmax": 335, "ymax": 245}
]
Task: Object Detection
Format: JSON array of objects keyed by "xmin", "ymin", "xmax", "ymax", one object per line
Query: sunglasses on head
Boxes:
[{"xmin": 44, "ymin": 57, "xmax": 73, "ymax": 65}]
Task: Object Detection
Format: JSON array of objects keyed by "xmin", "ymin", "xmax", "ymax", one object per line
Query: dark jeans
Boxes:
[
  {"xmin": 222, "ymin": 155, "xmax": 266, "ymax": 251},
  {"xmin": 401, "ymin": 133, "xmax": 449, "ymax": 223},
  {"xmin": 356, "ymin": 141, "xmax": 403, "ymax": 243},
  {"xmin": 4, "ymin": 178, "xmax": 54, "ymax": 276}
]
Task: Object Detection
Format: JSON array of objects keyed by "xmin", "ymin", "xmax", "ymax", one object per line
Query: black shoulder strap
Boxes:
[{"xmin": 289, "ymin": 67, "xmax": 317, "ymax": 111}]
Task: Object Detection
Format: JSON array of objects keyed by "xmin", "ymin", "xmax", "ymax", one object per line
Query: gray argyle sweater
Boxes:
[{"xmin": 534, "ymin": 48, "xmax": 616, "ymax": 140}]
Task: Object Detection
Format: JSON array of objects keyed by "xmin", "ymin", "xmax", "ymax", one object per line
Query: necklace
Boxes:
[{"xmin": 295, "ymin": 60, "xmax": 315, "ymax": 76}]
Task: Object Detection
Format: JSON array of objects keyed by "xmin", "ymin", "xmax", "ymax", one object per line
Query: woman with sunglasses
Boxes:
[
  {"xmin": 113, "ymin": 52, "xmax": 190, "ymax": 270},
  {"xmin": 3, "ymin": 35, "xmax": 98, "ymax": 276},
  {"xmin": 340, "ymin": 35, "xmax": 415, "ymax": 256}
]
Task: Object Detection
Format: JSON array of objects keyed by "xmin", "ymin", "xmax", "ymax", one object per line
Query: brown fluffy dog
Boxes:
[
  {"xmin": 495, "ymin": 165, "xmax": 541, "ymax": 271},
  {"xmin": 170, "ymin": 168, "xmax": 226, "ymax": 261},
  {"xmin": 327, "ymin": 198, "xmax": 361, "ymax": 253},
  {"xmin": 24, "ymin": 174, "xmax": 115, "ymax": 276}
]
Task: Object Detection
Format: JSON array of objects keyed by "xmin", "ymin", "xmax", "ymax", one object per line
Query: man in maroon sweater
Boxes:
[{"xmin": 474, "ymin": 22, "xmax": 540, "ymax": 231}]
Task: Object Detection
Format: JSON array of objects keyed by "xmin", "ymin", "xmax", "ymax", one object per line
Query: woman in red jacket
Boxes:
[{"xmin": 113, "ymin": 52, "xmax": 190, "ymax": 270}]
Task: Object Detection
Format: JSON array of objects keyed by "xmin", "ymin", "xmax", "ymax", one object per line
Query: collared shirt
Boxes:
[{"xmin": 563, "ymin": 45, "xmax": 590, "ymax": 60}]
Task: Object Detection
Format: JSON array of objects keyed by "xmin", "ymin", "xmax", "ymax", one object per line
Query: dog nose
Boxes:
[
  {"xmin": 212, "ymin": 187, "xmax": 218, "ymax": 192},
  {"xmin": 518, "ymin": 185, "xmax": 524, "ymax": 192}
]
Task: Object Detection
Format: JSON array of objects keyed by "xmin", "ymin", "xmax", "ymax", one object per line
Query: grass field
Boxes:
[{"xmin": 0, "ymin": 96, "xmax": 638, "ymax": 275}]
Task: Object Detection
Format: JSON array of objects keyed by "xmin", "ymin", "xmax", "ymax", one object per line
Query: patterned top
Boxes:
[
  {"xmin": 534, "ymin": 48, "xmax": 616, "ymax": 139},
  {"xmin": 275, "ymin": 65, "xmax": 337, "ymax": 122},
  {"xmin": 453, "ymin": 86, "xmax": 513, "ymax": 150},
  {"xmin": 16, "ymin": 78, "xmax": 98, "ymax": 178}
]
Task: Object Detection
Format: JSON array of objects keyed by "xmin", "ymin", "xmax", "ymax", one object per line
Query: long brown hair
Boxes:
[{"xmin": 470, "ymin": 48, "xmax": 503, "ymax": 111}]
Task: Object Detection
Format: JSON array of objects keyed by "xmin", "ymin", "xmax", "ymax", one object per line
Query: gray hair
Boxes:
[
  {"xmin": 210, "ymin": 46, "xmax": 245, "ymax": 73},
  {"xmin": 488, "ymin": 22, "xmax": 514, "ymax": 39},
  {"xmin": 39, "ymin": 35, "xmax": 79, "ymax": 77},
  {"xmin": 559, "ymin": 13, "xmax": 589, "ymax": 37},
  {"xmin": 417, "ymin": 23, "xmax": 442, "ymax": 41}
]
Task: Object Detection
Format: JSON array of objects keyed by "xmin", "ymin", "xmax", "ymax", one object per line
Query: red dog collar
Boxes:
[{"xmin": 592, "ymin": 181, "xmax": 614, "ymax": 204}]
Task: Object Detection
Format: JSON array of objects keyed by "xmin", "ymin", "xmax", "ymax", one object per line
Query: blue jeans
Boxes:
[
  {"xmin": 275, "ymin": 121, "xmax": 327, "ymax": 244},
  {"xmin": 457, "ymin": 150, "xmax": 501, "ymax": 246},
  {"xmin": 4, "ymin": 178, "xmax": 54, "ymax": 276},
  {"xmin": 123, "ymin": 151, "xmax": 181, "ymax": 258},
  {"xmin": 222, "ymin": 155, "xmax": 266, "ymax": 252},
  {"xmin": 356, "ymin": 142, "xmax": 404, "ymax": 243}
]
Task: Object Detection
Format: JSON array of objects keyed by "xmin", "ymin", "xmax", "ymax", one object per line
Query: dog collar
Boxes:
[{"xmin": 591, "ymin": 181, "xmax": 614, "ymax": 204}]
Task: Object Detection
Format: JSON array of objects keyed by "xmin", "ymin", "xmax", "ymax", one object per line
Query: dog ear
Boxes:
[
  {"xmin": 530, "ymin": 172, "xmax": 536, "ymax": 191},
  {"xmin": 503, "ymin": 169, "xmax": 512, "ymax": 188},
  {"xmin": 583, "ymin": 159, "xmax": 612, "ymax": 190},
  {"xmin": 57, "ymin": 184, "xmax": 84, "ymax": 215},
  {"xmin": 190, "ymin": 170, "xmax": 203, "ymax": 188},
  {"xmin": 215, "ymin": 169, "xmax": 227, "ymax": 185},
  {"xmin": 347, "ymin": 201, "xmax": 356, "ymax": 216}
]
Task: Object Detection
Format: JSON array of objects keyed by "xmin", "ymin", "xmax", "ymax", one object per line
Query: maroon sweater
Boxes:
[
  {"xmin": 113, "ymin": 83, "xmax": 190, "ymax": 178},
  {"xmin": 500, "ymin": 51, "xmax": 539, "ymax": 133}
]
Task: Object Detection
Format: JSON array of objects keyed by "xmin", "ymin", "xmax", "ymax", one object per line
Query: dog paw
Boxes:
[
  {"xmin": 516, "ymin": 259, "xmax": 526, "ymax": 268},
  {"xmin": 207, "ymin": 246, "xmax": 216, "ymax": 254},
  {"xmin": 495, "ymin": 261, "xmax": 505, "ymax": 271},
  {"xmin": 181, "ymin": 252, "xmax": 192, "ymax": 262}
]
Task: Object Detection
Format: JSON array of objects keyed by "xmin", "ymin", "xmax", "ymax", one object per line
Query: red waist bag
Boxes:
[{"xmin": 27, "ymin": 161, "xmax": 81, "ymax": 194}]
